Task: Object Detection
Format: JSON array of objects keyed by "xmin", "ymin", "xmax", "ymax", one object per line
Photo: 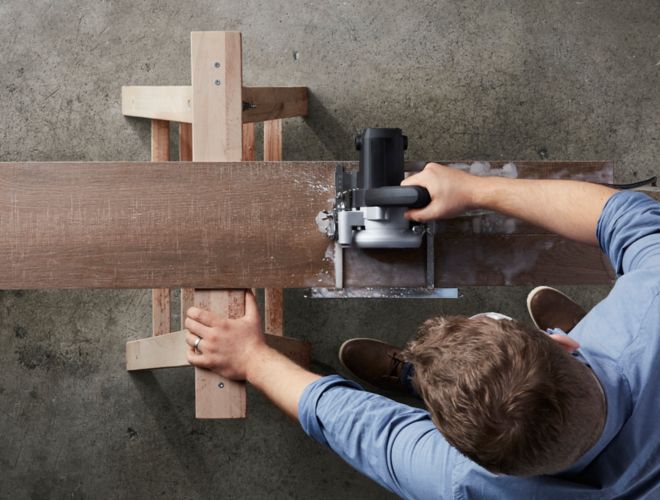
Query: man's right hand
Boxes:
[
  {"xmin": 401, "ymin": 163, "xmax": 479, "ymax": 221},
  {"xmin": 402, "ymin": 162, "xmax": 616, "ymax": 246}
]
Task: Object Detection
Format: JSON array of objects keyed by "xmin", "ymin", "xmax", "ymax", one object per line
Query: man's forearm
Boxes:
[
  {"xmin": 471, "ymin": 177, "xmax": 617, "ymax": 245},
  {"xmin": 246, "ymin": 344, "xmax": 321, "ymax": 420}
]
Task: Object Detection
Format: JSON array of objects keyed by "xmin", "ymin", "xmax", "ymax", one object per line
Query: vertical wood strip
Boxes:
[
  {"xmin": 150, "ymin": 119, "xmax": 171, "ymax": 336},
  {"xmin": 193, "ymin": 290, "xmax": 247, "ymax": 418},
  {"xmin": 179, "ymin": 122, "xmax": 193, "ymax": 162},
  {"xmin": 242, "ymin": 122, "xmax": 256, "ymax": 160},
  {"xmin": 178, "ymin": 122, "xmax": 195, "ymax": 324},
  {"xmin": 264, "ymin": 119, "xmax": 282, "ymax": 161},
  {"xmin": 264, "ymin": 289, "xmax": 284, "ymax": 336},
  {"xmin": 191, "ymin": 31, "xmax": 243, "ymax": 161},
  {"xmin": 191, "ymin": 31, "xmax": 247, "ymax": 419},
  {"xmin": 263, "ymin": 119, "xmax": 284, "ymax": 336}
]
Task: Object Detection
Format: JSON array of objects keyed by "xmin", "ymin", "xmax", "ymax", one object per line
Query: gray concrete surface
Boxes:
[{"xmin": 0, "ymin": 1, "xmax": 657, "ymax": 498}]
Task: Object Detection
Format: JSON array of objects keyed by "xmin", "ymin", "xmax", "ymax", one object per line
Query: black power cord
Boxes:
[{"xmin": 601, "ymin": 176, "xmax": 657, "ymax": 190}]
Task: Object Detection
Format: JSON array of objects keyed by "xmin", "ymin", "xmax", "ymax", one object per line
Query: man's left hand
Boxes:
[{"xmin": 184, "ymin": 290, "xmax": 265, "ymax": 380}]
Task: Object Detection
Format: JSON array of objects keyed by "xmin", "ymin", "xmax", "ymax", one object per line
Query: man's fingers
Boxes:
[
  {"xmin": 185, "ymin": 332, "xmax": 202, "ymax": 349},
  {"xmin": 401, "ymin": 170, "xmax": 426, "ymax": 187},
  {"xmin": 405, "ymin": 207, "xmax": 434, "ymax": 222},
  {"xmin": 184, "ymin": 317, "xmax": 214, "ymax": 338},
  {"xmin": 186, "ymin": 347, "xmax": 212, "ymax": 369},
  {"xmin": 186, "ymin": 306, "xmax": 223, "ymax": 327},
  {"xmin": 244, "ymin": 289, "xmax": 259, "ymax": 320}
]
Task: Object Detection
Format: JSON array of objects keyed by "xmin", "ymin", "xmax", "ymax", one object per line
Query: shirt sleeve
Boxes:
[
  {"xmin": 596, "ymin": 191, "xmax": 660, "ymax": 276},
  {"xmin": 298, "ymin": 375, "xmax": 458, "ymax": 499}
]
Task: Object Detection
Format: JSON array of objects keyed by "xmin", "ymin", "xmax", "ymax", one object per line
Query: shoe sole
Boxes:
[{"xmin": 526, "ymin": 285, "xmax": 576, "ymax": 331}]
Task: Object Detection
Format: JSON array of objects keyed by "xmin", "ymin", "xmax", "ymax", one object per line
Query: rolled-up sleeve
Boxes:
[
  {"xmin": 596, "ymin": 191, "xmax": 660, "ymax": 276},
  {"xmin": 299, "ymin": 375, "xmax": 458, "ymax": 499}
]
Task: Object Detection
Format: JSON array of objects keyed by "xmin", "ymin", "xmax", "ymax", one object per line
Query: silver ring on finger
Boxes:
[{"xmin": 193, "ymin": 336, "xmax": 202, "ymax": 352}]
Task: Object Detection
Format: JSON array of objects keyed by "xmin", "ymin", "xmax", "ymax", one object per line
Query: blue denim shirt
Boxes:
[{"xmin": 298, "ymin": 191, "xmax": 660, "ymax": 499}]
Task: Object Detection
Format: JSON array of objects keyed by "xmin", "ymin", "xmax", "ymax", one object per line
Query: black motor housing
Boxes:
[
  {"xmin": 356, "ymin": 128, "xmax": 407, "ymax": 189},
  {"xmin": 354, "ymin": 128, "xmax": 430, "ymax": 209}
]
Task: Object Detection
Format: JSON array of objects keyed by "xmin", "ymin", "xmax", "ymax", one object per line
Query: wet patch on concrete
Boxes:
[{"xmin": 14, "ymin": 337, "xmax": 97, "ymax": 376}]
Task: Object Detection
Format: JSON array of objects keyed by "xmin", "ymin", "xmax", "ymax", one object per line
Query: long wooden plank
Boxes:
[
  {"xmin": 0, "ymin": 161, "xmax": 334, "ymax": 288},
  {"xmin": 126, "ymin": 330, "xmax": 311, "ymax": 371},
  {"xmin": 150, "ymin": 119, "xmax": 171, "ymax": 336},
  {"xmin": 344, "ymin": 234, "xmax": 613, "ymax": 287},
  {"xmin": 0, "ymin": 160, "xmax": 617, "ymax": 288},
  {"xmin": 121, "ymin": 86, "xmax": 307, "ymax": 124},
  {"xmin": 191, "ymin": 31, "xmax": 246, "ymax": 419}
]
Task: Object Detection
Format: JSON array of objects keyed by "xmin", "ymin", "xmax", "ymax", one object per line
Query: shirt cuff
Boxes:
[
  {"xmin": 298, "ymin": 374, "xmax": 363, "ymax": 446},
  {"xmin": 596, "ymin": 190, "xmax": 657, "ymax": 275}
]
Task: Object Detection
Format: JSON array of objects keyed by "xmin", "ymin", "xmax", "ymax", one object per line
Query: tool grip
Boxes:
[{"xmin": 363, "ymin": 186, "xmax": 431, "ymax": 208}]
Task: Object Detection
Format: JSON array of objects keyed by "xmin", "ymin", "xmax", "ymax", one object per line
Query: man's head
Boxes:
[{"xmin": 402, "ymin": 315, "xmax": 605, "ymax": 476}]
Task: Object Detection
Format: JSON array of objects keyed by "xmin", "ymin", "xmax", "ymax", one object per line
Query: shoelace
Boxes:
[{"xmin": 382, "ymin": 352, "xmax": 405, "ymax": 380}]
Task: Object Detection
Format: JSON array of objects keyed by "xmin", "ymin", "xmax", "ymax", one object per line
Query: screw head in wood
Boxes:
[
  {"xmin": 214, "ymin": 62, "xmax": 221, "ymax": 68},
  {"xmin": 218, "ymin": 382, "xmax": 225, "ymax": 389},
  {"xmin": 214, "ymin": 79, "xmax": 221, "ymax": 86}
]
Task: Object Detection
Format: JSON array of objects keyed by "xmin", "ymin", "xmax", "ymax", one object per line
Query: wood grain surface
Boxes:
[
  {"xmin": 126, "ymin": 329, "xmax": 310, "ymax": 371},
  {"xmin": 121, "ymin": 85, "xmax": 308, "ymax": 124},
  {"xmin": 178, "ymin": 122, "xmax": 194, "ymax": 320},
  {"xmin": 190, "ymin": 31, "xmax": 249, "ymax": 420},
  {"xmin": 150, "ymin": 119, "xmax": 171, "ymax": 336},
  {"xmin": 0, "ymin": 160, "xmax": 619, "ymax": 288},
  {"xmin": 193, "ymin": 289, "xmax": 246, "ymax": 419},
  {"xmin": 264, "ymin": 119, "xmax": 285, "ymax": 335}
]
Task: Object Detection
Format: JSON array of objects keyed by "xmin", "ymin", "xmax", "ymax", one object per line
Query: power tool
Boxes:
[{"xmin": 318, "ymin": 127, "xmax": 431, "ymax": 249}]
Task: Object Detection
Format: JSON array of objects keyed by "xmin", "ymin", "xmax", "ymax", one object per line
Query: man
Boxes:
[{"xmin": 184, "ymin": 163, "xmax": 660, "ymax": 499}]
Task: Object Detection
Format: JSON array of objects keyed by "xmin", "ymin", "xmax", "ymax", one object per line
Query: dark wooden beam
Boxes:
[
  {"xmin": 0, "ymin": 160, "xmax": 615, "ymax": 289},
  {"xmin": 242, "ymin": 87, "xmax": 308, "ymax": 123}
]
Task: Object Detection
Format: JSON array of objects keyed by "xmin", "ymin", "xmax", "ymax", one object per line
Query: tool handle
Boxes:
[{"xmin": 364, "ymin": 186, "xmax": 431, "ymax": 208}]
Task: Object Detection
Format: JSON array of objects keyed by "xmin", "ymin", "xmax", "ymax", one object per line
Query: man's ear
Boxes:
[{"xmin": 548, "ymin": 333, "xmax": 581, "ymax": 353}]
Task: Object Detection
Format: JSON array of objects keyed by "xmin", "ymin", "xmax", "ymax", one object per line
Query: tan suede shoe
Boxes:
[
  {"xmin": 527, "ymin": 286, "xmax": 587, "ymax": 333},
  {"xmin": 338, "ymin": 338, "xmax": 408, "ymax": 393}
]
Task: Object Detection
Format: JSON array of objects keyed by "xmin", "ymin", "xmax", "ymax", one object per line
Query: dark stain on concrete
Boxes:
[
  {"xmin": 14, "ymin": 325, "xmax": 28, "ymax": 339},
  {"xmin": 16, "ymin": 343, "xmax": 59, "ymax": 370},
  {"xmin": 15, "ymin": 337, "xmax": 96, "ymax": 375}
]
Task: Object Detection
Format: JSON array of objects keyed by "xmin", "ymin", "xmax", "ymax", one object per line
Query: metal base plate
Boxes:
[{"xmin": 305, "ymin": 287, "xmax": 460, "ymax": 299}]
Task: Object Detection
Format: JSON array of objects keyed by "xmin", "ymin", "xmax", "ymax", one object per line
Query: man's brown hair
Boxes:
[{"xmin": 402, "ymin": 316, "xmax": 605, "ymax": 476}]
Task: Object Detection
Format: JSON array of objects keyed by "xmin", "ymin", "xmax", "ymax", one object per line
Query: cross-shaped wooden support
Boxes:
[{"xmin": 123, "ymin": 31, "xmax": 310, "ymax": 419}]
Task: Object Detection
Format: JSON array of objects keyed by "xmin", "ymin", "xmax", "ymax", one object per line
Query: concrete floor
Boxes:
[{"xmin": 0, "ymin": 1, "xmax": 658, "ymax": 498}]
